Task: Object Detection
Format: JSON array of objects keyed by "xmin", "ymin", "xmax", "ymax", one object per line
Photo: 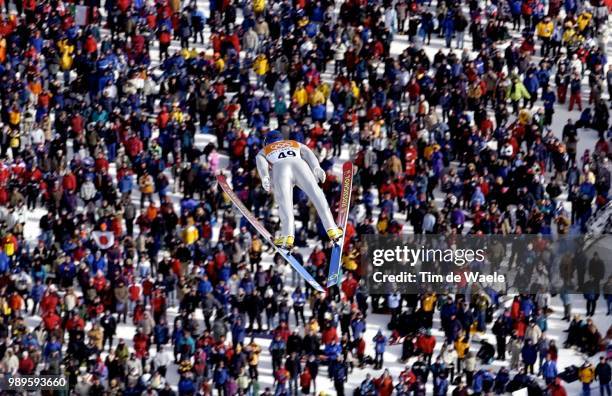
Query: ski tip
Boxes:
[
  {"xmin": 305, "ymin": 276, "xmax": 325, "ymax": 292},
  {"xmin": 326, "ymin": 273, "xmax": 340, "ymax": 288},
  {"xmin": 342, "ymin": 161, "xmax": 353, "ymax": 170}
]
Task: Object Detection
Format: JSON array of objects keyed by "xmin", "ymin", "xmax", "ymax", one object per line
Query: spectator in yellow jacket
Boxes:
[
  {"xmin": 579, "ymin": 362, "xmax": 595, "ymax": 395},
  {"xmin": 536, "ymin": 17, "xmax": 554, "ymax": 56},
  {"xmin": 253, "ymin": 54, "xmax": 269, "ymax": 88},
  {"xmin": 342, "ymin": 246, "xmax": 359, "ymax": 272},
  {"xmin": 253, "ymin": 0, "xmax": 265, "ymax": 15},
  {"xmin": 180, "ymin": 47, "xmax": 198, "ymax": 60},
  {"xmin": 171, "ymin": 104, "xmax": 184, "ymax": 123},
  {"xmin": 318, "ymin": 82, "xmax": 331, "ymax": 99},
  {"xmin": 454, "ymin": 334, "xmax": 470, "ymax": 372},
  {"xmin": 246, "ymin": 339, "xmax": 261, "ymax": 368},
  {"xmin": 58, "ymin": 39, "xmax": 74, "ymax": 71},
  {"xmin": 309, "ymin": 88, "xmax": 326, "ymax": 106},
  {"xmin": 577, "ymin": 11, "xmax": 592, "ymax": 32},
  {"xmin": 8, "ymin": 105, "xmax": 20, "ymax": 131},
  {"xmin": 292, "ymin": 82, "xmax": 308, "ymax": 107},
  {"xmin": 562, "ymin": 25, "xmax": 576, "ymax": 44},
  {"xmin": 182, "ymin": 221, "xmax": 199, "ymax": 245}
]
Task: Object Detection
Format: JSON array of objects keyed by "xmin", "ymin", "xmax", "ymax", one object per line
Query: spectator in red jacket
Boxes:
[
  {"xmin": 18, "ymin": 351, "xmax": 35, "ymax": 375},
  {"xmin": 84, "ymin": 34, "xmax": 97, "ymax": 54},
  {"xmin": 39, "ymin": 288, "xmax": 60, "ymax": 314},
  {"xmin": 417, "ymin": 329, "xmax": 437, "ymax": 364},
  {"xmin": 308, "ymin": 246, "xmax": 327, "ymax": 268},
  {"xmin": 133, "ymin": 329, "xmax": 149, "ymax": 359},
  {"xmin": 321, "ymin": 326, "xmax": 338, "ymax": 345},
  {"xmin": 42, "ymin": 310, "xmax": 61, "ymax": 332},
  {"xmin": 273, "ymin": 321, "xmax": 290, "ymax": 342},
  {"xmin": 65, "ymin": 312, "xmax": 85, "ymax": 334},
  {"xmin": 548, "ymin": 378, "xmax": 568, "ymax": 396},
  {"xmin": 341, "ymin": 272, "xmax": 358, "ymax": 301}
]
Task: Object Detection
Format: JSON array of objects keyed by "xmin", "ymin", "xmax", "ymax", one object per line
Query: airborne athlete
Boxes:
[{"xmin": 256, "ymin": 130, "xmax": 343, "ymax": 249}]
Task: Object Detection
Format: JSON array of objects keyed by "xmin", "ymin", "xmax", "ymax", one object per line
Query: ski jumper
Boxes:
[{"xmin": 256, "ymin": 140, "xmax": 338, "ymax": 238}]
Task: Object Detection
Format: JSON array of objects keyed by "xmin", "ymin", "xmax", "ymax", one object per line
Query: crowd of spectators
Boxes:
[{"xmin": 0, "ymin": 0, "xmax": 609, "ymax": 394}]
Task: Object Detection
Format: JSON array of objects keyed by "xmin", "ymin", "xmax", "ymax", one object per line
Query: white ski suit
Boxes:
[{"xmin": 256, "ymin": 140, "xmax": 337, "ymax": 237}]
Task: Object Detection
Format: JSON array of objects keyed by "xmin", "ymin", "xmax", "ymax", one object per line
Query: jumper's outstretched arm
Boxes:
[
  {"xmin": 256, "ymin": 151, "xmax": 272, "ymax": 191},
  {"xmin": 300, "ymin": 143, "xmax": 326, "ymax": 183},
  {"xmin": 299, "ymin": 143, "xmax": 320, "ymax": 173},
  {"xmin": 256, "ymin": 151, "xmax": 270, "ymax": 180}
]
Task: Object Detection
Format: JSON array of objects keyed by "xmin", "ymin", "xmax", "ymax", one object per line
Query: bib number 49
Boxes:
[{"xmin": 278, "ymin": 150, "xmax": 296, "ymax": 159}]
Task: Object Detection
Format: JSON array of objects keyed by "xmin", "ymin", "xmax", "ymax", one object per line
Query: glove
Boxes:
[
  {"xmin": 314, "ymin": 167, "xmax": 326, "ymax": 183},
  {"xmin": 261, "ymin": 176, "xmax": 271, "ymax": 192}
]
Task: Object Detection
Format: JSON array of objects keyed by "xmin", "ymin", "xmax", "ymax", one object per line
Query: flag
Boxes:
[
  {"xmin": 75, "ymin": 5, "xmax": 88, "ymax": 26},
  {"xmin": 92, "ymin": 231, "xmax": 114, "ymax": 250}
]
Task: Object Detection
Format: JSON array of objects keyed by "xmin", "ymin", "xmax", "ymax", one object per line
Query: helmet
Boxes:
[{"xmin": 263, "ymin": 130, "xmax": 283, "ymax": 145}]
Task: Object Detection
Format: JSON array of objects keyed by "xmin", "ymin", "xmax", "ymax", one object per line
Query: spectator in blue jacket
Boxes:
[
  {"xmin": 522, "ymin": 339, "xmax": 539, "ymax": 374},
  {"xmin": 269, "ymin": 335, "xmax": 286, "ymax": 372},
  {"xmin": 231, "ymin": 316, "xmax": 246, "ymax": 346},
  {"xmin": 510, "ymin": 0, "xmax": 522, "ymax": 29},
  {"xmin": 434, "ymin": 372, "xmax": 449, "ymax": 395},
  {"xmin": 213, "ymin": 362, "xmax": 229, "ymax": 395},
  {"xmin": 540, "ymin": 354, "xmax": 558, "ymax": 384},
  {"xmin": 351, "ymin": 314, "xmax": 366, "ymax": 342},
  {"xmin": 0, "ymin": 247, "xmax": 9, "ymax": 273},
  {"xmin": 178, "ymin": 373, "xmax": 196, "ymax": 396},
  {"xmin": 359, "ymin": 373, "xmax": 376, "ymax": 395},
  {"xmin": 291, "ymin": 287, "xmax": 306, "ymax": 326},
  {"xmin": 324, "ymin": 341, "xmax": 343, "ymax": 372},
  {"xmin": 330, "ymin": 355, "xmax": 348, "ymax": 396},
  {"xmin": 542, "ymin": 86, "xmax": 557, "ymax": 125},
  {"xmin": 494, "ymin": 367, "xmax": 511, "ymax": 393},
  {"xmin": 373, "ymin": 330, "xmax": 387, "ymax": 370},
  {"xmin": 311, "ymin": 104, "xmax": 326, "ymax": 122},
  {"xmin": 118, "ymin": 174, "xmax": 134, "ymax": 197},
  {"xmin": 446, "ymin": 315, "xmax": 463, "ymax": 343},
  {"xmin": 440, "ymin": 296, "xmax": 457, "ymax": 330},
  {"xmin": 44, "ymin": 335, "xmax": 62, "ymax": 361},
  {"xmin": 154, "ymin": 320, "xmax": 170, "ymax": 352},
  {"xmin": 524, "ymin": 71, "xmax": 540, "ymax": 108},
  {"xmin": 472, "ymin": 369, "xmax": 494, "ymax": 394},
  {"xmin": 521, "ymin": 297, "xmax": 536, "ymax": 318},
  {"xmin": 442, "ymin": 13, "xmax": 455, "ymax": 48},
  {"xmin": 30, "ymin": 280, "xmax": 45, "ymax": 315}
]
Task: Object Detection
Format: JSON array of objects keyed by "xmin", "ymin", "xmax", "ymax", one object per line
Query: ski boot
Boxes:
[
  {"xmin": 327, "ymin": 227, "xmax": 344, "ymax": 243},
  {"xmin": 274, "ymin": 235, "xmax": 295, "ymax": 250}
]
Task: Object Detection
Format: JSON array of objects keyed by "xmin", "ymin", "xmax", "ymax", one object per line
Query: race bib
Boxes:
[{"xmin": 263, "ymin": 140, "xmax": 302, "ymax": 164}]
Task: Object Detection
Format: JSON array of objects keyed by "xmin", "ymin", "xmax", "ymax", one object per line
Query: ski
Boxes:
[
  {"xmin": 327, "ymin": 162, "xmax": 354, "ymax": 287},
  {"xmin": 217, "ymin": 174, "xmax": 325, "ymax": 293}
]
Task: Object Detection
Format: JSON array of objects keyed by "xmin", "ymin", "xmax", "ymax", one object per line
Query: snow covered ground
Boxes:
[{"xmin": 15, "ymin": 0, "xmax": 612, "ymax": 394}]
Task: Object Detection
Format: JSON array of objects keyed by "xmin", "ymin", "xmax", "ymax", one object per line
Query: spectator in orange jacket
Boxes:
[{"xmin": 375, "ymin": 369, "xmax": 395, "ymax": 396}]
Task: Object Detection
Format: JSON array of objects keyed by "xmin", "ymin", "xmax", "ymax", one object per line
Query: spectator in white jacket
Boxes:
[
  {"xmin": 384, "ymin": 7, "xmax": 398, "ymax": 34},
  {"xmin": 273, "ymin": 74, "xmax": 291, "ymax": 101},
  {"xmin": 440, "ymin": 344, "xmax": 458, "ymax": 381},
  {"xmin": 80, "ymin": 176, "xmax": 97, "ymax": 205},
  {"xmin": 525, "ymin": 320, "xmax": 543, "ymax": 344},
  {"xmin": 387, "ymin": 290, "xmax": 401, "ymax": 321},
  {"xmin": 1, "ymin": 348, "xmax": 19, "ymax": 375},
  {"xmin": 243, "ymin": 27, "xmax": 259, "ymax": 55},
  {"xmin": 331, "ymin": 38, "xmax": 347, "ymax": 74}
]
